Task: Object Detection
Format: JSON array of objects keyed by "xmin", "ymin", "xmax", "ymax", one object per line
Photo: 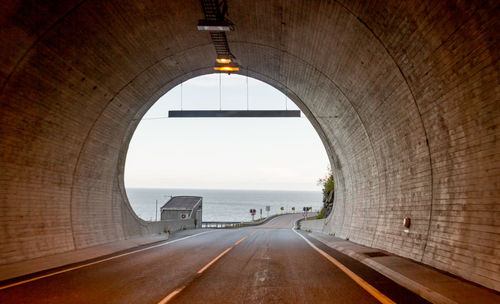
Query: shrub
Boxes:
[
  {"xmin": 317, "ymin": 207, "xmax": 326, "ymax": 219},
  {"xmin": 318, "ymin": 169, "xmax": 335, "ymax": 195}
]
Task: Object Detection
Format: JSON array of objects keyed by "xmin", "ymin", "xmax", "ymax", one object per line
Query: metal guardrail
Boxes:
[{"xmin": 201, "ymin": 221, "xmax": 242, "ymax": 228}]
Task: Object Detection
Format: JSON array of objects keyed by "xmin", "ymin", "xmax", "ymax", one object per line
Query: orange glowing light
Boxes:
[
  {"xmin": 216, "ymin": 58, "xmax": 232, "ymax": 64},
  {"xmin": 214, "ymin": 66, "xmax": 239, "ymax": 72}
]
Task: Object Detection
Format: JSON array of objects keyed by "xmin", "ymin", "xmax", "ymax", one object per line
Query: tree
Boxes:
[{"xmin": 317, "ymin": 168, "xmax": 334, "ymax": 218}]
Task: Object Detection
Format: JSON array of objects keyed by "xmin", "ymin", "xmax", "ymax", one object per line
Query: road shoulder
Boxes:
[
  {"xmin": 307, "ymin": 232, "xmax": 500, "ymax": 304},
  {"xmin": 0, "ymin": 229, "xmax": 208, "ymax": 283}
]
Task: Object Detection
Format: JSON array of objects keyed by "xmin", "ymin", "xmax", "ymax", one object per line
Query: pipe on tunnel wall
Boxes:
[{"xmin": 0, "ymin": 0, "xmax": 498, "ymax": 291}]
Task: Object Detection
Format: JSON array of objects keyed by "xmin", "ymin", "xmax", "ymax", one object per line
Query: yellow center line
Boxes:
[
  {"xmin": 292, "ymin": 229, "xmax": 396, "ymax": 304},
  {"xmin": 197, "ymin": 247, "xmax": 233, "ymax": 274},
  {"xmin": 234, "ymin": 235, "xmax": 248, "ymax": 245},
  {"xmin": 0, "ymin": 230, "xmax": 214, "ymax": 291},
  {"xmin": 158, "ymin": 232, "xmax": 255, "ymax": 303},
  {"xmin": 158, "ymin": 286, "xmax": 186, "ymax": 304},
  {"xmin": 250, "ymin": 231, "xmax": 257, "ymax": 236}
]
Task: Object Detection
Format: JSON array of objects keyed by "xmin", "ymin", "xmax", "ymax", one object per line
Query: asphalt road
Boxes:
[{"xmin": 0, "ymin": 214, "xmax": 429, "ymax": 303}]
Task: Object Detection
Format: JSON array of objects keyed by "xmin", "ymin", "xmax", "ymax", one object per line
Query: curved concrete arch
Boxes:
[
  {"xmin": 0, "ymin": 0, "xmax": 498, "ymax": 291},
  {"xmin": 115, "ymin": 67, "xmax": 347, "ymax": 226},
  {"xmin": 227, "ymin": 41, "xmax": 383, "ymax": 241}
]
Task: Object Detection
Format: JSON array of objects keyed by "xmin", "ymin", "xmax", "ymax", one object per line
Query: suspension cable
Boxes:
[
  {"xmin": 219, "ymin": 73, "xmax": 222, "ymax": 110},
  {"xmin": 246, "ymin": 74, "xmax": 249, "ymax": 111}
]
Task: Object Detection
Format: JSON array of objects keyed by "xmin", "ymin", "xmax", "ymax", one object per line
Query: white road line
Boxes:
[
  {"xmin": 292, "ymin": 228, "xmax": 396, "ymax": 304},
  {"xmin": 0, "ymin": 230, "xmax": 214, "ymax": 290}
]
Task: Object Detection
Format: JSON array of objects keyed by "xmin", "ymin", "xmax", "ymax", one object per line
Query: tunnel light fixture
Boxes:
[
  {"xmin": 214, "ymin": 62, "xmax": 239, "ymax": 73},
  {"xmin": 214, "ymin": 66, "xmax": 239, "ymax": 73},
  {"xmin": 197, "ymin": 20, "xmax": 233, "ymax": 31},
  {"xmin": 216, "ymin": 55, "xmax": 232, "ymax": 64},
  {"xmin": 199, "ymin": 0, "xmax": 239, "ymax": 74}
]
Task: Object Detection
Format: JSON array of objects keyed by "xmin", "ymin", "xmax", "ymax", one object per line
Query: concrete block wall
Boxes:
[
  {"xmin": 0, "ymin": 0, "xmax": 498, "ymax": 291},
  {"xmin": 148, "ymin": 219, "xmax": 196, "ymax": 235},
  {"xmin": 300, "ymin": 219, "xmax": 326, "ymax": 233}
]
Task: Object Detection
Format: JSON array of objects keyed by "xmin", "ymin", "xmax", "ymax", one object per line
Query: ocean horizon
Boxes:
[{"xmin": 126, "ymin": 187, "xmax": 323, "ymax": 222}]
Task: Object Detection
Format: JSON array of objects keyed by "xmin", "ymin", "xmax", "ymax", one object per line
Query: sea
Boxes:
[{"xmin": 126, "ymin": 188, "xmax": 323, "ymax": 222}]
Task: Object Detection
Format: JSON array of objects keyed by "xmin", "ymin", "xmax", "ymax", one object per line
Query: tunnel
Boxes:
[{"xmin": 0, "ymin": 0, "xmax": 498, "ymax": 292}]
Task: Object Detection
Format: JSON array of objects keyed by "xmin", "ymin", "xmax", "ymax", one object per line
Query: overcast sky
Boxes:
[{"xmin": 124, "ymin": 74, "xmax": 330, "ymax": 191}]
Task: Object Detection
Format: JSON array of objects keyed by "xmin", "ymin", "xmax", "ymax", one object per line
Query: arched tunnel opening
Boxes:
[
  {"xmin": 0, "ymin": 0, "xmax": 498, "ymax": 298},
  {"xmin": 124, "ymin": 73, "xmax": 330, "ymax": 223}
]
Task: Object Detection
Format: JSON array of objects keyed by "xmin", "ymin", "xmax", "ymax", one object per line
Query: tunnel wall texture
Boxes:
[{"xmin": 0, "ymin": 0, "xmax": 498, "ymax": 291}]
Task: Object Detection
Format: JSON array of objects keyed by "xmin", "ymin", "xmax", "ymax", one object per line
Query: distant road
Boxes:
[{"xmin": 0, "ymin": 214, "xmax": 428, "ymax": 303}]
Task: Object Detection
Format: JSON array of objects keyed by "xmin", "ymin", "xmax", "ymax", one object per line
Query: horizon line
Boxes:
[{"xmin": 125, "ymin": 186, "xmax": 322, "ymax": 192}]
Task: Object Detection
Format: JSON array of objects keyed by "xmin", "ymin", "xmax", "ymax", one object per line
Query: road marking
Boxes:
[
  {"xmin": 0, "ymin": 230, "xmax": 214, "ymax": 291},
  {"xmin": 250, "ymin": 231, "xmax": 257, "ymax": 236},
  {"xmin": 158, "ymin": 286, "xmax": 186, "ymax": 304},
  {"xmin": 197, "ymin": 247, "xmax": 233, "ymax": 274},
  {"xmin": 199, "ymin": 234, "xmax": 248, "ymax": 273},
  {"xmin": 158, "ymin": 232, "xmax": 255, "ymax": 303},
  {"xmin": 292, "ymin": 229, "xmax": 396, "ymax": 304},
  {"xmin": 234, "ymin": 235, "xmax": 248, "ymax": 245}
]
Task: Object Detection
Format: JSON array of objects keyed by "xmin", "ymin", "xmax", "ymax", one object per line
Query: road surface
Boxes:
[{"xmin": 0, "ymin": 214, "xmax": 429, "ymax": 303}]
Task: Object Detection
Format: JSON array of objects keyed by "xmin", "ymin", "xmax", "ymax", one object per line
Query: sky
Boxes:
[{"xmin": 124, "ymin": 73, "xmax": 330, "ymax": 191}]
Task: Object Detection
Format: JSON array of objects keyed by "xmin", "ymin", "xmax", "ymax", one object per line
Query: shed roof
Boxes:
[{"xmin": 160, "ymin": 196, "xmax": 202, "ymax": 210}]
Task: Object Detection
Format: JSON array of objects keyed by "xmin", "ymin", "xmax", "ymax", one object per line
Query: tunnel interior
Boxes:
[{"xmin": 0, "ymin": 0, "xmax": 498, "ymax": 291}]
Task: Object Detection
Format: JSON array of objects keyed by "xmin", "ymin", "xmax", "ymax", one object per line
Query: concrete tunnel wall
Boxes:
[{"xmin": 0, "ymin": 0, "xmax": 498, "ymax": 291}]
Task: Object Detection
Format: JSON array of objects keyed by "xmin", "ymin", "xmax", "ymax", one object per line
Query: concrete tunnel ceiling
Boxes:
[{"xmin": 0, "ymin": 0, "xmax": 499, "ymax": 291}]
